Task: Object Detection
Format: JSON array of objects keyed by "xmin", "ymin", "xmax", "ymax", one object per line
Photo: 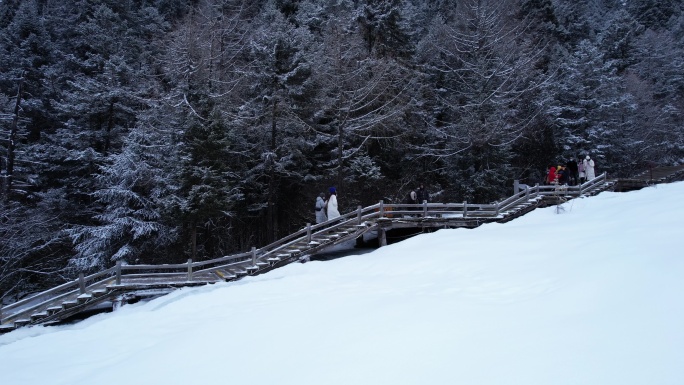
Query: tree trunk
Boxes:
[
  {"xmin": 190, "ymin": 223, "xmax": 197, "ymax": 261},
  {"xmin": 104, "ymin": 100, "xmax": 114, "ymax": 155},
  {"xmin": 3, "ymin": 78, "xmax": 23, "ymax": 200},
  {"xmin": 337, "ymin": 123, "xmax": 343, "ymax": 190},
  {"xmin": 266, "ymin": 98, "xmax": 278, "ymax": 242}
]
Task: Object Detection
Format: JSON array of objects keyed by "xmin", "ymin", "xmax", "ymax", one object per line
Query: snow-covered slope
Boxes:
[{"xmin": 1, "ymin": 183, "xmax": 683, "ymax": 385}]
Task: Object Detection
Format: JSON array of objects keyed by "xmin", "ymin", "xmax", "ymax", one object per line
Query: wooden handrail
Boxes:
[
  {"xmin": 192, "ymin": 252, "xmax": 252, "ymax": 269},
  {"xmin": 2, "ymin": 174, "xmax": 613, "ymax": 328},
  {"xmin": 2, "ymin": 266, "xmax": 117, "ymax": 312}
]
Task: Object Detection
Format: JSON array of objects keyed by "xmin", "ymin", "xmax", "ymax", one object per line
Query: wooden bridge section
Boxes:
[
  {"xmin": 1, "ymin": 168, "xmax": 679, "ymax": 333},
  {"xmin": 613, "ymin": 164, "xmax": 684, "ymax": 191}
]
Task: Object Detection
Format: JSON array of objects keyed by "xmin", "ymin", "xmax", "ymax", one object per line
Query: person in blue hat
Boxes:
[{"xmin": 326, "ymin": 187, "xmax": 340, "ymax": 219}]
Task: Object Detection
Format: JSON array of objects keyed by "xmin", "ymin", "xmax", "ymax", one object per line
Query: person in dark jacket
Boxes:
[
  {"xmin": 405, "ymin": 189, "xmax": 418, "ymax": 216},
  {"xmin": 416, "ymin": 184, "xmax": 430, "ymax": 203},
  {"xmin": 566, "ymin": 159, "xmax": 579, "ymax": 185},
  {"xmin": 557, "ymin": 165, "xmax": 568, "ymax": 184},
  {"xmin": 406, "ymin": 190, "xmax": 417, "ymax": 205}
]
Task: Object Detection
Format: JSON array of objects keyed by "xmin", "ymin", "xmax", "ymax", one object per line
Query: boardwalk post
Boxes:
[
  {"xmin": 251, "ymin": 247, "xmax": 257, "ymax": 266},
  {"xmin": 379, "ymin": 200, "xmax": 384, "ymax": 218},
  {"xmin": 78, "ymin": 273, "xmax": 86, "ymax": 294},
  {"xmin": 422, "ymin": 201, "xmax": 428, "ymax": 217},
  {"xmin": 514, "ymin": 180, "xmax": 520, "ymax": 194},
  {"xmin": 115, "ymin": 260, "xmax": 122, "ymax": 285},
  {"xmin": 495, "ymin": 201, "xmax": 500, "ymax": 216},
  {"xmin": 463, "ymin": 201, "xmax": 468, "ymax": 218},
  {"xmin": 187, "ymin": 259, "xmax": 193, "ymax": 281},
  {"xmin": 306, "ymin": 223, "xmax": 312, "ymax": 243},
  {"xmin": 378, "ymin": 228, "xmax": 387, "ymax": 247},
  {"xmin": 357, "ymin": 205, "xmax": 362, "ymax": 225}
]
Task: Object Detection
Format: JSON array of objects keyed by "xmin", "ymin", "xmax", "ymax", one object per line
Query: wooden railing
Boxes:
[
  {"xmin": 1, "ymin": 173, "xmax": 610, "ymax": 328},
  {"xmin": 1, "ymin": 267, "xmax": 117, "ymax": 320}
]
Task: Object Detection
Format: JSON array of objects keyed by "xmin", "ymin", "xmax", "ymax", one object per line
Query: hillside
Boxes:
[{"xmin": 1, "ymin": 182, "xmax": 683, "ymax": 385}]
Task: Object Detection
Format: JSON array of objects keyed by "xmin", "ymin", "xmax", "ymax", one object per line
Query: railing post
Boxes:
[
  {"xmin": 115, "ymin": 260, "xmax": 122, "ymax": 285},
  {"xmin": 463, "ymin": 201, "xmax": 468, "ymax": 218},
  {"xmin": 306, "ymin": 223, "xmax": 312, "ymax": 243},
  {"xmin": 514, "ymin": 179, "xmax": 520, "ymax": 195},
  {"xmin": 78, "ymin": 273, "xmax": 86, "ymax": 294},
  {"xmin": 357, "ymin": 205, "xmax": 362, "ymax": 225},
  {"xmin": 378, "ymin": 228, "xmax": 387, "ymax": 247},
  {"xmin": 186, "ymin": 259, "xmax": 193, "ymax": 281},
  {"xmin": 1, "ymin": 303, "xmax": 3, "ymax": 322},
  {"xmin": 251, "ymin": 246, "xmax": 257, "ymax": 266},
  {"xmin": 495, "ymin": 201, "xmax": 500, "ymax": 216},
  {"xmin": 379, "ymin": 200, "xmax": 384, "ymax": 218},
  {"xmin": 422, "ymin": 201, "xmax": 428, "ymax": 217}
]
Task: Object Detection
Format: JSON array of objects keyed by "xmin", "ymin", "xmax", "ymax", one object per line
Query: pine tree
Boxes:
[
  {"xmin": 228, "ymin": 2, "xmax": 320, "ymax": 243},
  {"xmin": 628, "ymin": 0, "xmax": 682, "ymax": 31},
  {"xmin": 548, "ymin": 40, "xmax": 638, "ymax": 172},
  {"xmin": 599, "ymin": 8, "xmax": 643, "ymax": 75},
  {"xmin": 67, "ymin": 120, "xmax": 182, "ymax": 269},
  {"xmin": 355, "ymin": 0, "xmax": 413, "ymax": 59},
  {"xmin": 0, "ymin": 0, "xmax": 57, "ymax": 198},
  {"xmin": 1, "ymin": 199, "xmax": 70, "ymax": 301},
  {"xmin": 627, "ymin": 24, "xmax": 684, "ymax": 165},
  {"xmin": 176, "ymin": 106, "xmax": 244, "ymax": 259},
  {"xmin": 311, "ymin": 4, "xmax": 416, "ymax": 204},
  {"xmin": 553, "ymin": 1, "xmax": 596, "ymax": 45},
  {"xmin": 417, "ymin": 0, "xmax": 545, "ymax": 202}
]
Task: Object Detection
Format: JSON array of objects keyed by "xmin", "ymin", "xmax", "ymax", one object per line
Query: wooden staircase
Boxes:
[{"xmin": 0, "ymin": 170, "xmax": 655, "ymax": 333}]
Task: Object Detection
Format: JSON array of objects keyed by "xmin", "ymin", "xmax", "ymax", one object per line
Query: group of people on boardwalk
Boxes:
[
  {"xmin": 315, "ymin": 187, "xmax": 340, "ymax": 224},
  {"xmin": 406, "ymin": 183, "xmax": 430, "ymax": 205},
  {"xmin": 315, "ymin": 183, "xmax": 431, "ymax": 223},
  {"xmin": 546, "ymin": 156, "xmax": 596, "ymax": 185},
  {"xmin": 316, "ymin": 157, "xmax": 596, "ymax": 223}
]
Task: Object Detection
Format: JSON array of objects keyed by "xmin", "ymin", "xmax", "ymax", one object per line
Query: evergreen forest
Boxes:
[{"xmin": 1, "ymin": 0, "xmax": 683, "ymax": 300}]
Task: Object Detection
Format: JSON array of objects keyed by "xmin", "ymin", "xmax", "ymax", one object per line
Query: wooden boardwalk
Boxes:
[
  {"xmin": 613, "ymin": 164, "xmax": 684, "ymax": 191},
  {"xmin": 2, "ymin": 167, "xmax": 681, "ymax": 333}
]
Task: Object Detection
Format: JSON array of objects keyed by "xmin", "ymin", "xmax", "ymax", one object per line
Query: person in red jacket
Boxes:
[{"xmin": 546, "ymin": 165, "xmax": 557, "ymax": 185}]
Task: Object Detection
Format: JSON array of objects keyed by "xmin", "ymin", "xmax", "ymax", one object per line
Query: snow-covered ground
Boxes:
[{"xmin": 1, "ymin": 182, "xmax": 683, "ymax": 385}]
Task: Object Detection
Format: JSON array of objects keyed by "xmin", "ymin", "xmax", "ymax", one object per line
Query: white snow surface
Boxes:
[{"xmin": 1, "ymin": 183, "xmax": 684, "ymax": 385}]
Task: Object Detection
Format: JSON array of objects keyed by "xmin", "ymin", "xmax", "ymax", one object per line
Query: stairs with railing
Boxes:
[{"xmin": 0, "ymin": 171, "xmax": 644, "ymax": 333}]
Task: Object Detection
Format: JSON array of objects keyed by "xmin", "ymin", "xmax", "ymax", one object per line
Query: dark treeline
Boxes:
[{"xmin": 1, "ymin": 0, "xmax": 683, "ymax": 299}]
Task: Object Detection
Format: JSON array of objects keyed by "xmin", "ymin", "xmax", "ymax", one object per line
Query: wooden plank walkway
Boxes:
[
  {"xmin": 2, "ymin": 166, "xmax": 679, "ymax": 333},
  {"xmin": 613, "ymin": 164, "xmax": 684, "ymax": 191}
]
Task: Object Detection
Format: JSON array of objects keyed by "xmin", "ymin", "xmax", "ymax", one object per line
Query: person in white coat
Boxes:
[
  {"xmin": 315, "ymin": 192, "xmax": 327, "ymax": 224},
  {"xmin": 578, "ymin": 157, "xmax": 586, "ymax": 183},
  {"xmin": 583, "ymin": 155, "xmax": 596, "ymax": 180},
  {"xmin": 326, "ymin": 187, "xmax": 340, "ymax": 220}
]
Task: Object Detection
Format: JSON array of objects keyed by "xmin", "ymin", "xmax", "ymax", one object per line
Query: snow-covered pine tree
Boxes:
[
  {"xmin": 66, "ymin": 119, "xmax": 182, "ymax": 269},
  {"xmin": 355, "ymin": 0, "xmax": 414, "ymax": 59},
  {"xmin": 417, "ymin": 0, "xmax": 544, "ymax": 202},
  {"xmin": 228, "ymin": 2, "xmax": 320, "ymax": 243},
  {"xmin": 628, "ymin": 22, "xmax": 684, "ymax": 166},
  {"xmin": 548, "ymin": 39, "xmax": 638, "ymax": 174},
  {"xmin": 0, "ymin": 0, "xmax": 56, "ymax": 198},
  {"xmin": 0, "ymin": 200, "xmax": 69, "ymax": 302},
  {"xmin": 627, "ymin": 0, "xmax": 682, "ymax": 31}
]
